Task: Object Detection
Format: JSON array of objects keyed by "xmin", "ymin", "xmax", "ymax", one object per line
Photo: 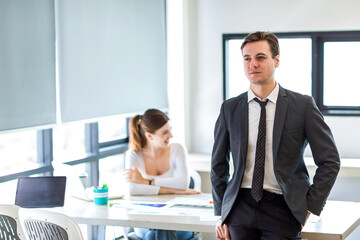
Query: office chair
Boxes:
[
  {"xmin": 18, "ymin": 208, "xmax": 84, "ymax": 240},
  {"xmin": 123, "ymin": 229, "xmax": 142, "ymax": 240},
  {"xmin": 189, "ymin": 169, "xmax": 201, "ymax": 192},
  {"xmin": 124, "ymin": 228, "xmax": 203, "ymax": 240},
  {"xmin": 0, "ymin": 204, "xmax": 25, "ymax": 240}
]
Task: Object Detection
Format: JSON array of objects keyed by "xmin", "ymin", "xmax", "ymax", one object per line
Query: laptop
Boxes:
[{"xmin": 15, "ymin": 176, "xmax": 66, "ymax": 208}]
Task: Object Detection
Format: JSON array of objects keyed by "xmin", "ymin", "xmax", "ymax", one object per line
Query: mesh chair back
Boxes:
[
  {"xmin": 0, "ymin": 214, "xmax": 21, "ymax": 240},
  {"xmin": 22, "ymin": 219, "xmax": 68, "ymax": 240},
  {"xmin": 0, "ymin": 204, "xmax": 25, "ymax": 240},
  {"xmin": 18, "ymin": 208, "xmax": 84, "ymax": 240}
]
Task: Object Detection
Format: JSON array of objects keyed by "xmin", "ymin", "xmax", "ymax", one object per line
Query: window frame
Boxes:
[
  {"xmin": 223, "ymin": 31, "xmax": 360, "ymax": 116},
  {"xmin": 0, "ymin": 119, "xmax": 129, "ymax": 184}
]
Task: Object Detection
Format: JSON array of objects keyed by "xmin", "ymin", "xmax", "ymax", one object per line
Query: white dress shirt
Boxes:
[
  {"xmin": 125, "ymin": 143, "xmax": 190, "ymax": 195},
  {"xmin": 241, "ymin": 83, "xmax": 282, "ymax": 194}
]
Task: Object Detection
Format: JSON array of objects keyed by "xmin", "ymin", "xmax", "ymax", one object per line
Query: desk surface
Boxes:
[
  {"xmin": 56, "ymin": 194, "xmax": 359, "ymax": 240},
  {"xmin": 58, "ymin": 194, "xmax": 216, "ymax": 233},
  {"xmin": 301, "ymin": 201, "xmax": 360, "ymax": 240}
]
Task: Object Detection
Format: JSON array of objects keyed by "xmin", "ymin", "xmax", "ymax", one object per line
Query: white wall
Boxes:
[{"xmin": 183, "ymin": 0, "xmax": 360, "ymax": 158}]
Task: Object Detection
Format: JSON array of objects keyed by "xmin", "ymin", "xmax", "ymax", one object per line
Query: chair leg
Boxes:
[
  {"xmin": 122, "ymin": 227, "xmax": 129, "ymax": 240},
  {"xmin": 198, "ymin": 232, "xmax": 204, "ymax": 240}
]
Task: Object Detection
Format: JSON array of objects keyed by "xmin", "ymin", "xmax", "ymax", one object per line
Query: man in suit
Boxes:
[{"xmin": 211, "ymin": 31, "xmax": 340, "ymax": 240}]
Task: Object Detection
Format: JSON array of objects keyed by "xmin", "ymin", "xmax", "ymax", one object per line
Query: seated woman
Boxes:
[{"xmin": 123, "ymin": 109, "xmax": 200, "ymax": 240}]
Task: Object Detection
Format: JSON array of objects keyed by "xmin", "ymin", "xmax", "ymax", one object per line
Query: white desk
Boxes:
[
  {"xmin": 301, "ymin": 201, "xmax": 360, "ymax": 240},
  {"xmin": 58, "ymin": 194, "xmax": 216, "ymax": 233},
  {"xmin": 56, "ymin": 194, "xmax": 360, "ymax": 240}
]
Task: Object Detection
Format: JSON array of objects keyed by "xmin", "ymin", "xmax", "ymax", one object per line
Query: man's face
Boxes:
[{"xmin": 242, "ymin": 40, "xmax": 279, "ymax": 86}]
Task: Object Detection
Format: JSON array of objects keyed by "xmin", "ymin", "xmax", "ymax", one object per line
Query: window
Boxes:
[
  {"xmin": 323, "ymin": 42, "xmax": 360, "ymax": 107},
  {"xmin": 0, "ymin": 130, "xmax": 37, "ymax": 175},
  {"xmin": 98, "ymin": 115, "xmax": 128, "ymax": 143},
  {"xmin": 276, "ymin": 38, "xmax": 312, "ymax": 96},
  {"xmin": 226, "ymin": 39, "xmax": 246, "ymax": 98},
  {"xmin": 0, "ymin": 179, "xmax": 18, "ymax": 204},
  {"xmin": 0, "ymin": 1, "xmax": 166, "ymax": 238},
  {"xmin": 99, "ymin": 154, "xmax": 126, "ymax": 192},
  {"xmin": 223, "ymin": 31, "xmax": 360, "ymax": 116},
  {"xmin": 53, "ymin": 122, "xmax": 86, "ymax": 162},
  {"xmin": 226, "ymin": 38, "xmax": 312, "ymax": 99}
]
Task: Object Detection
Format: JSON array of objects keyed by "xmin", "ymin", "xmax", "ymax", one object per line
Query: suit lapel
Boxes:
[
  {"xmin": 237, "ymin": 93, "xmax": 249, "ymax": 163},
  {"xmin": 273, "ymin": 86, "xmax": 288, "ymax": 161}
]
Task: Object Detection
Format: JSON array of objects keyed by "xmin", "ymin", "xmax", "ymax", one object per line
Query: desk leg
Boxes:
[{"xmin": 88, "ymin": 225, "xmax": 106, "ymax": 240}]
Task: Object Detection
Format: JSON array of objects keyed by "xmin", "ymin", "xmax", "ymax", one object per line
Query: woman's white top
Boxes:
[{"xmin": 125, "ymin": 143, "xmax": 190, "ymax": 195}]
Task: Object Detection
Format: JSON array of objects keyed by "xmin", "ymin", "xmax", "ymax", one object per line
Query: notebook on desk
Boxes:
[
  {"xmin": 52, "ymin": 162, "xmax": 124, "ymax": 202},
  {"xmin": 70, "ymin": 177, "xmax": 124, "ymax": 202},
  {"xmin": 15, "ymin": 176, "xmax": 67, "ymax": 208}
]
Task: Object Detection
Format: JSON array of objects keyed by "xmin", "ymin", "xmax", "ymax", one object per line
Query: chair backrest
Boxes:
[
  {"xmin": 18, "ymin": 208, "xmax": 84, "ymax": 240},
  {"xmin": 0, "ymin": 204, "xmax": 25, "ymax": 240},
  {"xmin": 189, "ymin": 168, "xmax": 202, "ymax": 192}
]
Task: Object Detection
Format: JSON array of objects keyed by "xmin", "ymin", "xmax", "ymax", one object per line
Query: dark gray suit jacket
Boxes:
[{"xmin": 211, "ymin": 85, "xmax": 340, "ymax": 225}]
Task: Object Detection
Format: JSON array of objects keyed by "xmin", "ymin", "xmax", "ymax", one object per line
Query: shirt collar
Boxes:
[{"xmin": 247, "ymin": 82, "xmax": 279, "ymax": 104}]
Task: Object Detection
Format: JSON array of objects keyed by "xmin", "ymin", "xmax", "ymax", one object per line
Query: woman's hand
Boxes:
[
  {"xmin": 176, "ymin": 189, "xmax": 201, "ymax": 195},
  {"xmin": 158, "ymin": 187, "xmax": 200, "ymax": 195},
  {"xmin": 123, "ymin": 167, "xmax": 147, "ymax": 184}
]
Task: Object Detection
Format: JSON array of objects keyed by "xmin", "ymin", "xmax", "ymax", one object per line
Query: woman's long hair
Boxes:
[{"xmin": 128, "ymin": 109, "xmax": 169, "ymax": 151}]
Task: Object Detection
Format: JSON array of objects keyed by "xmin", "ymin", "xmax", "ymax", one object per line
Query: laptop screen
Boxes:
[{"xmin": 15, "ymin": 176, "xmax": 66, "ymax": 208}]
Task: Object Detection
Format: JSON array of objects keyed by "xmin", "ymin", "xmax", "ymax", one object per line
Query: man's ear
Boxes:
[{"xmin": 274, "ymin": 55, "xmax": 280, "ymax": 68}]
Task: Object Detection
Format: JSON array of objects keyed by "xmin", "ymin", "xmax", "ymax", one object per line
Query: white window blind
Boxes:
[
  {"xmin": 57, "ymin": 0, "xmax": 168, "ymax": 122},
  {"xmin": 0, "ymin": 0, "xmax": 56, "ymax": 131}
]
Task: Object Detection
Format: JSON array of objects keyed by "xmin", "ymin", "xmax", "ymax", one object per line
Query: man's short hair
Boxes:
[{"xmin": 241, "ymin": 31, "xmax": 280, "ymax": 58}]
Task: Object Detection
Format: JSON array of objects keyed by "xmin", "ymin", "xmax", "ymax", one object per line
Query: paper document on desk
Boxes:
[
  {"xmin": 128, "ymin": 207, "xmax": 197, "ymax": 216},
  {"xmin": 128, "ymin": 206, "xmax": 218, "ymax": 221},
  {"xmin": 110, "ymin": 201, "xmax": 167, "ymax": 209},
  {"xmin": 127, "ymin": 202, "xmax": 217, "ymax": 221},
  {"xmin": 166, "ymin": 197, "xmax": 213, "ymax": 208},
  {"xmin": 198, "ymin": 210, "xmax": 219, "ymax": 221},
  {"xmin": 124, "ymin": 200, "xmax": 203, "ymax": 216}
]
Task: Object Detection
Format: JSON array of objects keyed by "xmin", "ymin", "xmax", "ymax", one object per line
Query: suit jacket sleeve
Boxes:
[
  {"xmin": 305, "ymin": 97, "xmax": 340, "ymax": 215},
  {"xmin": 211, "ymin": 103, "xmax": 231, "ymax": 216}
]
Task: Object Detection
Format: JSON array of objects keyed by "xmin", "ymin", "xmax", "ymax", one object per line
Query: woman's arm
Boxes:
[
  {"xmin": 124, "ymin": 147, "xmax": 200, "ymax": 195},
  {"xmin": 158, "ymin": 187, "xmax": 199, "ymax": 195},
  {"xmin": 124, "ymin": 151, "xmax": 161, "ymax": 195},
  {"xmin": 123, "ymin": 166, "xmax": 199, "ymax": 195}
]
